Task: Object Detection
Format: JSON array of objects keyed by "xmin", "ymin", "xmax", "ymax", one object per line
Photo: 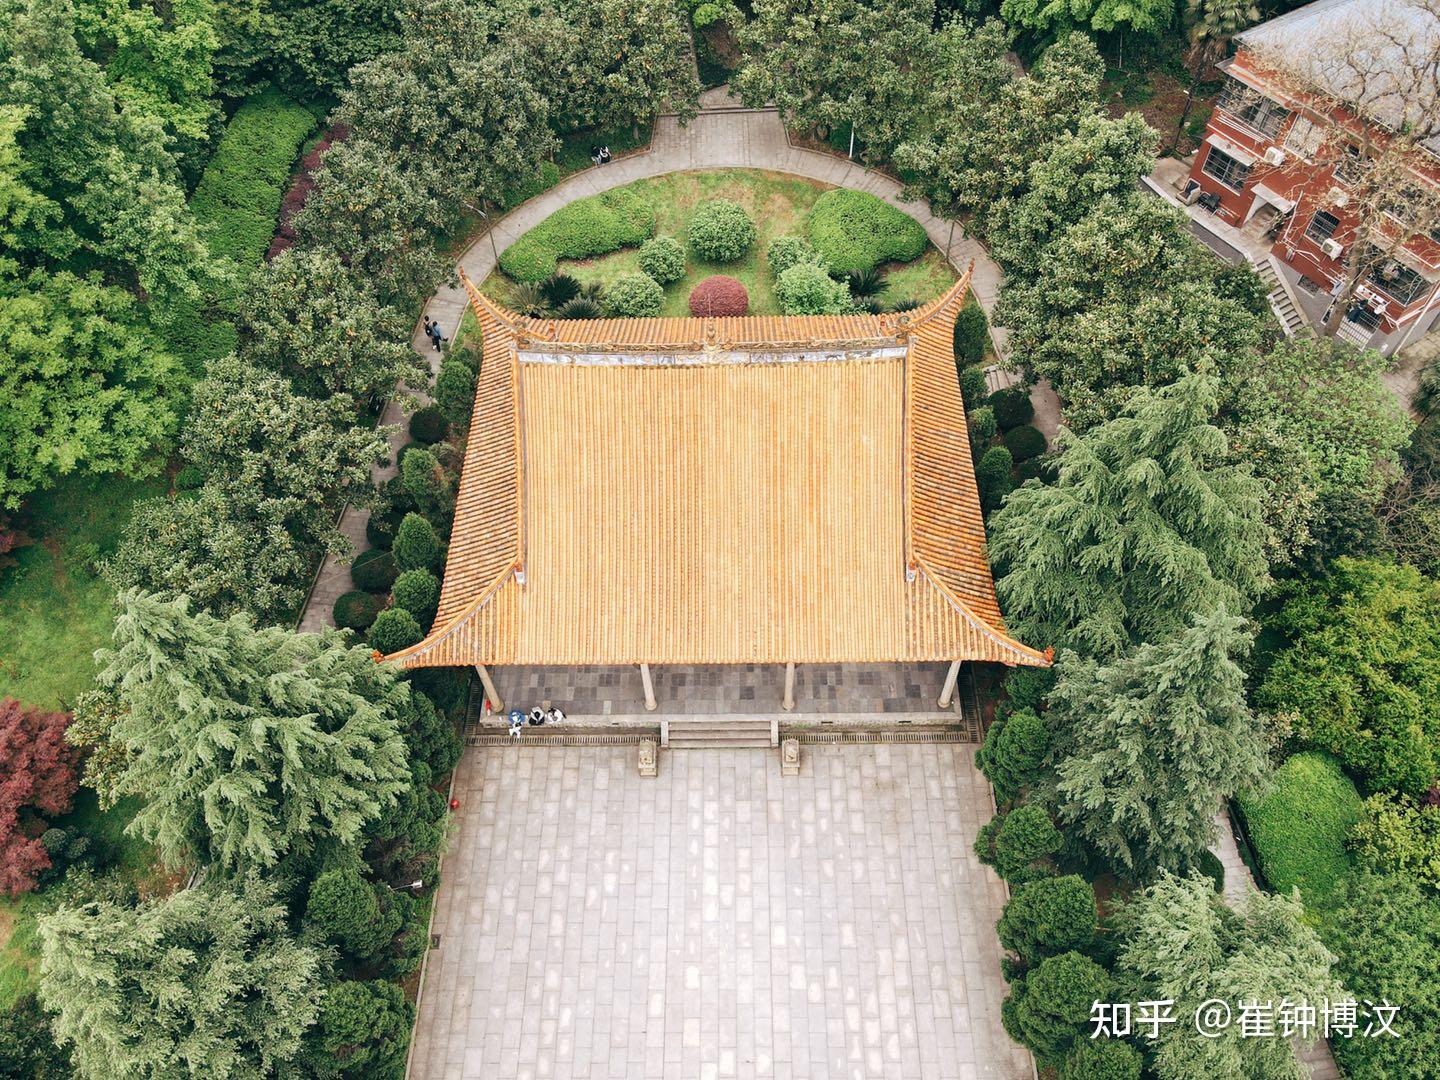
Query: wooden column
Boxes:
[
  {"xmin": 782, "ymin": 662, "xmax": 796, "ymax": 711},
  {"xmin": 937, "ymin": 660, "xmax": 962, "ymax": 709},
  {"xmin": 474, "ymin": 664, "xmax": 503, "ymax": 713},
  {"xmin": 639, "ymin": 664, "xmax": 657, "ymax": 711}
]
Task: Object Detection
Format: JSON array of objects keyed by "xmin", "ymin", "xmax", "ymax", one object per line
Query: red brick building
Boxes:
[{"xmin": 1183, "ymin": 0, "xmax": 1440, "ymax": 353}]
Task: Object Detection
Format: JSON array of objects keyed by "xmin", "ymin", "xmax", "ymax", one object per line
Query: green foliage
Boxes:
[
  {"xmin": 402, "ymin": 447, "xmax": 453, "ymax": 525},
  {"xmin": 1196, "ymin": 849, "xmax": 1225, "ymax": 894},
  {"xmin": 96, "ymin": 591, "xmax": 411, "ymax": 871},
  {"xmin": 1001, "ymin": 0, "xmax": 1172, "ymax": 34},
  {"xmin": 399, "ymin": 689, "xmax": 461, "ymax": 776},
  {"xmin": 1048, "ymin": 609, "xmax": 1268, "ymax": 879},
  {"xmin": 1350, "ymin": 794, "xmax": 1440, "ymax": 892},
  {"xmin": 1258, "ymin": 558, "xmax": 1440, "ymax": 797},
  {"xmin": 774, "ymin": 261, "xmax": 850, "ymax": 316},
  {"xmin": 989, "ymin": 386, "xmax": 1034, "ymax": 431},
  {"xmin": 602, "ymin": 272, "xmax": 665, "ymax": 317},
  {"xmin": 0, "ymin": 268, "xmax": 179, "ymax": 510},
  {"xmin": 637, "ymin": 236, "xmax": 687, "ymax": 284},
  {"xmin": 305, "ymin": 978, "xmax": 413, "ymax": 1079},
  {"xmin": 1236, "ymin": 751, "xmax": 1360, "ymax": 910},
  {"xmin": 304, "ymin": 864, "xmax": 398, "ymax": 960},
  {"xmin": 976, "ymin": 445, "xmax": 1013, "ymax": 511},
  {"xmin": 978, "ymin": 805, "xmax": 1062, "ymax": 883},
  {"xmin": 499, "ymin": 188, "xmax": 655, "ymax": 281},
  {"xmin": 368, "ymin": 608, "xmax": 422, "ymax": 655},
  {"xmin": 0, "ymin": 993, "xmax": 71, "ymax": 1079},
  {"xmin": 1326, "ymin": 872, "xmax": 1440, "ymax": 1078},
  {"xmin": 688, "ymin": 198, "xmax": 757, "ymax": 263},
  {"xmin": 408, "ymin": 406, "xmax": 448, "ymax": 445},
  {"xmin": 434, "ymin": 358, "xmax": 478, "ymax": 431},
  {"xmin": 765, "ymin": 234, "xmax": 822, "ymax": 276},
  {"xmin": 498, "ymin": 160, "xmax": 562, "ymax": 211},
  {"xmin": 989, "ymin": 374, "xmax": 1268, "ymax": 659},
  {"xmin": 1004, "ymin": 425, "xmax": 1047, "ymax": 463},
  {"xmin": 270, "ymin": 0, "xmax": 402, "ymax": 97},
  {"xmin": 391, "ymin": 569, "xmax": 440, "ymax": 626},
  {"xmin": 806, "ymin": 189, "xmax": 926, "ymax": 276},
  {"xmin": 392, "ymin": 513, "xmax": 442, "ymax": 572},
  {"xmin": 977, "ymin": 708, "xmax": 1050, "ymax": 805},
  {"xmin": 1002, "ymin": 951, "xmax": 1112, "ymax": 1066},
  {"xmin": 998, "ymin": 875, "xmax": 1097, "ymax": 966},
  {"xmin": 953, "ymin": 302, "xmax": 989, "ymax": 366},
  {"xmin": 1062, "ymin": 1038, "xmax": 1142, "ymax": 1080},
  {"xmin": 352, "ymin": 549, "xmax": 399, "ymax": 593},
  {"xmin": 38, "ymin": 875, "xmax": 325, "ymax": 1079},
  {"xmin": 333, "ymin": 590, "xmax": 383, "ymax": 631},
  {"xmin": 968, "ymin": 405, "xmax": 997, "ymax": 450},
  {"xmin": 1116, "ymin": 873, "xmax": 1341, "ymax": 1080}
]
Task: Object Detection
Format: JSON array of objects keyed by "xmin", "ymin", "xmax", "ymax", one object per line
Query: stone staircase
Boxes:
[
  {"xmin": 665, "ymin": 717, "xmax": 777, "ymax": 749},
  {"xmin": 1254, "ymin": 256, "xmax": 1309, "ymax": 338}
]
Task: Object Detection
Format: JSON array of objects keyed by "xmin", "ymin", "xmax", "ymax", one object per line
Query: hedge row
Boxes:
[
  {"xmin": 1237, "ymin": 750, "xmax": 1362, "ymax": 910},
  {"xmin": 498, "ymin": 188, "xmax": 656, "ymax": 281},
  {"xmin": 165, "ymin": 91, "xmax": 317, "ymax": 372},
  {"xmin": 806, "ymin": 189, "xmax": 927, "ymax": 275}
]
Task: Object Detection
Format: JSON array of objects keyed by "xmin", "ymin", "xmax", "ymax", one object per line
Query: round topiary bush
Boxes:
[
  {"xmin": 1004, "ymin": 424, "xmax": 1047, "ymax": 463},
  {"xmin": 1003, "ymin": 951, "xmax": 1113, "ymax": 1066},
  {"xmin": 688, "ymin": 199, "xmax": 756, "ymax": 262},
  {"xmin": 806, "ymin": 188, "xmax": 927, "ymax": 275},
  {"xmin": 990, "ymin": 386, "xmax": 1035, "ymax": 431},
  {"xmin": 997, "ymin": 875, "xmax": 1097, "ymax": 966},
  {"xmin": 969, "ymin": 406, "xmax": 997, "ymax": 447},
  {"xmin": 766, "ymin": 234, "xmax": 822, "ymax": 276},
  {"xmin": 350, "ymin": 548, "xmax": 398, "ymax": 593},
  {"xmin": 953, "ymin": 302, "xmax": 989, "ymax": 367},
  {"xmin": 368, "ymin": 607, "xmax": 423, "ymax": 654},
  {"xmin": 977, "ymin": 445, "xmax": 1015, "ymax": 512},
  {"xmin": 1015, "ymin": 457, "xmax": 1058, "ymax": 485},
  {"xmin": 409, "ymin": 405, "xmax": 448, "ymax": 444},
  {"xmin": 958, "ymin": 364, "xmax": 988, "ymax": 408},
  {"xmin": 333, "ymin": 590, "xmax": 382, "ymax": 631},
  {"xmin": 434, "ymin": 359, "xmax": 476, "ymax": 431},
  {"xmin": 688, "ymin": 275, "xmax": 750, "ymax": 317},
  {"xmin": 601, "ymin": 272, "xmax": 665, "ymax": 317},
  {"xmin": 1196, "ymin": 848, "xmax": 1225, "ymax": 893},
  {"xmin": 392, "ymin": 513, "xmax": 442, "ymax": 572},
  {"xmin": 775, "ymin": 262, "xmax": 850, "ymax": 315},
  {"xmin": 637, "ymin": 236, "xmax": 687, "ymax": 284},
  {"xmin": 1061, "ymin": 1036, "xmax": 1142, "ymax": 1080},
  {"xmin": 365, "ymin": 508, "xmax": 405, "ymax": 550},
  {"xmin": 391, "ymin": 568, "xmax": 440, "ymax": 623}
]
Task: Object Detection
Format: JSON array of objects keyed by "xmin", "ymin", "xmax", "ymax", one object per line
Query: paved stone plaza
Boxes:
[{"xmin": 410, "ymin": 744, "xmax": 1030, "ymax": 1080}]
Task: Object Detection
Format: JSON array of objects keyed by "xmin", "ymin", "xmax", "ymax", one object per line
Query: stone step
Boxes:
[{"xmin": 666, "ymin": 718, "xmax": 777, "ymax": 749}]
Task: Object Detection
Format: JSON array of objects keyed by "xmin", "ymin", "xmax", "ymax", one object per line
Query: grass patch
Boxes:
[
  {"xmin": 1237, "ymin": 750, "xmax": 1363, "ymax": 912},
  {"xmin": 0, "ymin": 472, "xmax": 168, "ymax": 710},
  {"xmin": 482, "ymin": 169, "xmax": 957, "ymax": 316}
]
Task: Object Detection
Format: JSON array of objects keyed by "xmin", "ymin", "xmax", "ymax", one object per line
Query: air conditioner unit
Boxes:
[
  {"xmin": 1321, "ymin": 238, "xmax": 1345, "ymax": 259},
  {"xmin": 1262, "ymin": 146, "xmax": 1286, "ymax": 166}
]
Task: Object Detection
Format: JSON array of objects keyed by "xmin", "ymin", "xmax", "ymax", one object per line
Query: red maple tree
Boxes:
[{"xmin": 0, "ymin": 698, "xmax": 80, "ymax": 895}]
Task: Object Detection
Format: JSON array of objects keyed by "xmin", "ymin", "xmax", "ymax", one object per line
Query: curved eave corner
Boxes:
[{"xmin": 916, "ymin": 556, "xmax": 1052, "ymax": 670}]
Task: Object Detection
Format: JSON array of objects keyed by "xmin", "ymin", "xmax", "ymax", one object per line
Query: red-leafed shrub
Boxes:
[
  {"xmin": 267, "ymin": 125, "xmax": 349, "ymax": 261},
  {"xmin": 0, "ymin": 516, "xmax": 33, "ymax": 572},
  {"xmin": 688, "ymin": 275, "xmax": 750, "ymax": 317},
  {"xmin": 0, "ymin": 699, "xmax": 81, "ymax": 895}
]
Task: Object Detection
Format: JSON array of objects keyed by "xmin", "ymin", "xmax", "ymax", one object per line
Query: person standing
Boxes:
[{"xmin": 428, "ymin": 318, "xmax": 444, "ymax": 351}]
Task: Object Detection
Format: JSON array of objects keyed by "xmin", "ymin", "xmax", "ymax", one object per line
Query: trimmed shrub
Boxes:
[
  {"xmin": 402, "ymin": 448, "xmax": 453, "ymax": 523},
  {"xmin": 1062, "ymin": 1038, "xmax": 1142, "ymax": 1080},
  {"xmin": 977, "ymin": 708, "xmax": 1050, "ymax": 805},
  {"xmin": 435, "ymin": 359, "xmax": 477, "ymax": 431},
  {"xmin": 602, "ymin": 273, "xmax": 665, "ymax": 317},
  {"xmin": 775, "ymin": 262, "xmax": 850, "ymax": 316},
  {"xmin": 351, "ymin": 549, "xmax": 398, "ymax": 593},
  {"xmin": 953, "ymin": 302, "xmax": 989, "ymax": 366},
  {"xmin": 365, "ymin": 509, "xmax": 404, "ymax": 549},
  {"xmin": 977, "ymin": 446, "xmax": 1014, "ymax": 511},
  {"xmin": 998, "ymin": 875, "xmax": 1097, "ymax": 966},
  {"xmin": 333, "ymin": 590, "xmax": 382, "ymax": 631},
  {"xmin": 310, "ymin": 979, "xmax": 413, "ymax": 1077},
  {"xmin": 959, "ymin": 364, "xmax": 988, "ymax": 409},
  {"xmin": 976, "ymin": 805, "xmax": 1062, "ymax": 883},
  {"xmin": 806, "ymin": 189, "xmax": 927, "ymax": 275},
  {"xmin": 497, "ymin": 159, "xmax": 561, "ymax": 210},
  {"xmin": 1237, "ymin": 750, "xmax": 1361, "ymax": 910},
  {"xmin": 969, "ymin": 406, "xmax": 997, "ymax": 451},
  {"xmin": 688, "ymin": 276, "xmax": 750, "ymax": 317},
  {"xmin": 990, "ymin": 386, "xmax": 1035, "ymax": 431},
  {"xmin": 1015, "ymin": 458, "xmax": 1058, "ymax": 484},
  {"xmin": 1004, "ymin": 425, "xmax": 1047, "ymax": 463},
  {"xmin": 368, "ymin": 608, "xmax": 423, "ymax": 654},
  {"xmin": 305, "ymin": 865, "xmax": 388, "ymax": 957},
  {"xmin": 392, "ymin": 569, "xmax": 440, "ymax": 624},
  {"xmin": 637, "ymin": 236, "xmax": 687, "ymax": 284},
  {"xmin": 498, "ymin": 187, "xmax": 655, "ymax": 281},
  {"xmin": 1002, "ymin": 951, "xmax": 1112, "ymax": 1067},
  {"xmin": 766, "ymin": 234, "xmax": 822, "ymax": 276},
  {"xmin": 408, "ymin": 406, "xmax": 448, "ymax": 444},
  {"xmin": 395, "ymin": 442, "xmax": 425, "ymax": 471},
  {"xmin": 688, "ymin": 199, "xmax": 756, "ymax": 262},
  {"xmin": 1196, "ymin": 848, "xmax": 1226, "ymax": 893},
  {"xmin": 392, "ymin": 513, "xmax": 443, "ymax": 572}
]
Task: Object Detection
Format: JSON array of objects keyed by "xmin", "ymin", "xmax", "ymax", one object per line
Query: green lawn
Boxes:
[
  {"xmin": 0, "ymin": 472, "xmax": 169, "ymax": 710},
  {"xmin": 480, "ymin": 169, "xmax": 958, "ymax": 316}
]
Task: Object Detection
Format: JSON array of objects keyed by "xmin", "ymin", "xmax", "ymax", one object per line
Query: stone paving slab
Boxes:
[{"xmin": 409, "ymin": 744, "xmax": 1030, "ymax": 1080}]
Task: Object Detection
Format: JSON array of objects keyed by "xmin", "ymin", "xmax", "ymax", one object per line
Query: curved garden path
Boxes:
[{"xmin": 298, "ymin": 89, "xmax": 1041, "ymax": 632}]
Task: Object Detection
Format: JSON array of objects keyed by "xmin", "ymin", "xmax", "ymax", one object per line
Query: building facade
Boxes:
[{"xmin": 1183, "ymin": 0, "xmax": 1440, "ymax": 353}]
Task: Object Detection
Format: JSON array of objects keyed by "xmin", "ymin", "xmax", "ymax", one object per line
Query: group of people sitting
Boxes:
[
  {"xmin": 507, "ymin": 705, "xmax": 567, "ymax": 738},
  {"xmin": 589, "ymin": 144, "xmax": 613, "ymax": 165}
]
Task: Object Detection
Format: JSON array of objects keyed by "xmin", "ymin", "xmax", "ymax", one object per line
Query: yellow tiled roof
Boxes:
[{"xmin": 387, "ymin": 272, "xmax": 1050, "ymax": 669}]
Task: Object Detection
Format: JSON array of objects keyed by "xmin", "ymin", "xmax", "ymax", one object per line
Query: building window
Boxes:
[
  {"xmin": 1368, "ymin": 260, "xmax": 1430, "ymax": 306},
  {"xmin": 1202, "ymin": 145, "xmax": 1252, "ymax": 191},
  {"xmin": 1216, "ymin": 75, "xmax": 1291, "ymax": 138},
  {"xmin": 1305, "ymin": 210, "xmax": 1340, "ymax": 245},
  {"xmin": 1284, "ymin": 115, "xmax": 1324, "ymax": 158}
]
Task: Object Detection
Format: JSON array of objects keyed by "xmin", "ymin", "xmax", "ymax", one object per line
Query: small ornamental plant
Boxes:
[
  {"xmin": 688, "ymin": 276, "xmax": 750, "ymax": 317},
  {"xmin": 601, "ymin": 273, "xmax": 665, "ymax": 317},
  {"xmin": 688, "ymin": 199, "xmax": 756, "ymax": 262},
  {"xmin": 637, "ymin": 236, "xmax": 687, "ymax": 284}
]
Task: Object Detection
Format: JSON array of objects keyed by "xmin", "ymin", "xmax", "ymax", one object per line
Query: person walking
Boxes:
[{"xmin": 428, "ymin": 318, "xmax": 444, "ymax": 351}]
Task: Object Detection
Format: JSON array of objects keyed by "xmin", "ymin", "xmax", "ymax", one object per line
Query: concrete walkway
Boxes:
[{"xmin": 297, "ymin": 92, "xmax": 1043, "ymax": 633}]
